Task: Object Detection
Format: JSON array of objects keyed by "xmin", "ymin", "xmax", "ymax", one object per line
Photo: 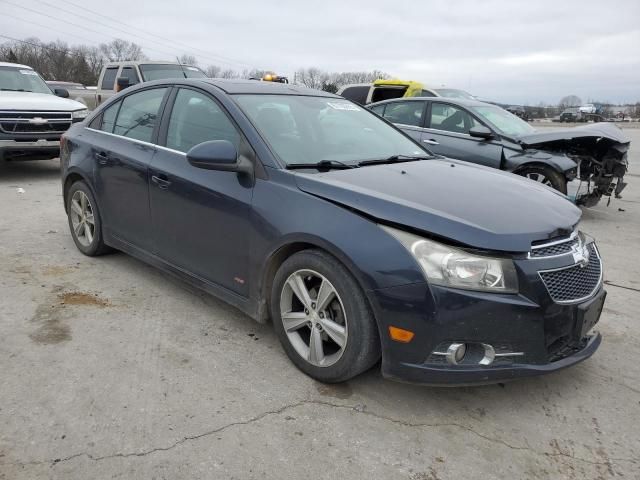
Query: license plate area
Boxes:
[{"xmin": 576, "ymin": 290, "xmax": 606, "ymax": 338}]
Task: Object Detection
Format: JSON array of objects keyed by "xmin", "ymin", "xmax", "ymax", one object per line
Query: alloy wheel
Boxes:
[
  {"xmin": 69, "ymin": 190, "xmax": 95, "ymax": 247},
  {"xmin": 525, "ymin": 172, "xmax": 553, "ymax": 186},
  {"xmin": 279, "ymin": 269, "xmax": 348, "ymax": 367}
]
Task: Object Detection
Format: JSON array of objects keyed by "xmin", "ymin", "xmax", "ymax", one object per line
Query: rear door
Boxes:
[
  {"xmin": 421, "ymin": 101, "xmax": 502, "ymax": 167},
  {"xmin": 379, "ymin": 100, "xmax": 427, "ymax": 143},
  {"xmin": 149, "ymin": 86, "xmax": 254, "ymax": 296},
  {"xmin": 89, "ymin": 87, "xmax": 170, "ymax": 250}
]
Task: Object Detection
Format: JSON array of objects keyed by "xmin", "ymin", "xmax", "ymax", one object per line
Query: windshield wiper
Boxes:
[
  {"xmin": 286, "ymin": 160, "xmax": 357, "ymax": 170},
  {"xmin": 358, "ymin": 154, "xmax": 432, "ymax": 167}
]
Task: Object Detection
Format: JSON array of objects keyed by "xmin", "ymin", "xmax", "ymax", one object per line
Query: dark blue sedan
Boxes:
[{"xmin": 60, "ymin": 79, "xmax": 605, "ymax": 385}]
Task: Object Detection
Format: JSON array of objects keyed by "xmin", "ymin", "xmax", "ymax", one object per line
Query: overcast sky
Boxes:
[{"xmin": 2, "ymin": 0, "xmax": 639, "ymax": 104}]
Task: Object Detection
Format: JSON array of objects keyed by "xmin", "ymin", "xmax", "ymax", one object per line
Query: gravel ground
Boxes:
[{"xmin": 0, "ymin": 127, "xmax": 638, "ymax": 480}]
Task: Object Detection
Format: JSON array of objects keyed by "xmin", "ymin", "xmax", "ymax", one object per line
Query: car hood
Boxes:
[
  {"xmin": 0, "ymin": 91, "xmax": 86, "ymax": 111},
  {"xmin": 294, "ymin": 159, "xmax": 581, "ymax": 252},
  {"xmin": 516, "ymin": 122, "xmax": 629, "ymax": 147}
]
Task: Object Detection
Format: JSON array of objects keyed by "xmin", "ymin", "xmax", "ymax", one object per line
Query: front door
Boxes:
[
  {"xmin": 91, "ymin": 87, "xmax": 169, "ymax": 250},
  {"xmin": 149, "ymin": 87, "xmax": 254, "ymax": 296},
  {"xmin": 422, "ymin": 102, "xmax": 502, "ymax": 167}
]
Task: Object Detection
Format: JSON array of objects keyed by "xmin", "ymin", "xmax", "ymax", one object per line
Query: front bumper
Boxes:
[
  {"xmin": 367, "ymin": 279, "xmax": 606, "ymax": 386},
  {"xmin": 0, "ymin": 139, "xmax": 61, "ymax": 161}
]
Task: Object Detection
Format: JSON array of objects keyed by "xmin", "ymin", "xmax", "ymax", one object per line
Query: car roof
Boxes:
[
  {"xmin": 138, "ymin": 78, "xmax": 340, "ymax": 97},
  {"xmin": 0, "ymin": 61, "xmax": 32, "ymax": 69},
  {"xmin": 369, "ymin": 96, "xmax": 492, "ymax": 108}
]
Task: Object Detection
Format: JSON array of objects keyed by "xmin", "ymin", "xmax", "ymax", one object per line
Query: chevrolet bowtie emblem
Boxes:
[
  {"xmin": 571, "ymin": 242, "xmax": 590, "ymax": 268},
  {"xmin": 28, "ymin": 117, "xmax": 48, "ymax": 125}
]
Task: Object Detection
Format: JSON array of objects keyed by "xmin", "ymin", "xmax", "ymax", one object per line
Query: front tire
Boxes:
[
  {"xmin": 516, "ymin": 166, "xmax": 567, "ymax": 194},
  {"xmin": 66, "ymin": 181, "xmax": 111, "ymax": 256},
  {"xmin": 271, "ymin": 249, "xmax": 380, "ymax": 383}
]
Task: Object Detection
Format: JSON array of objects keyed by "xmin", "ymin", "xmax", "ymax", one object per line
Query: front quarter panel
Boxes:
[
  {"xmin": 249, "ymin": 168, "xmax": 426, "ymax": 296},
  {"xmin": 503, "ymin": 145, "xmax": 578, "ymax": 175}
]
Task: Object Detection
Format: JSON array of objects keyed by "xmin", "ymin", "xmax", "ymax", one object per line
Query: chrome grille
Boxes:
[
  {"xmin": 0, "ymin": 111, "xmax": 72, "ymax": 134},
  {"xmin": 539, "ymin": 244, "xmax": 602, "ymax": 303},
  {"xmin": 530, "ymin": 233, "xmax": 579, "ymax": 258}
]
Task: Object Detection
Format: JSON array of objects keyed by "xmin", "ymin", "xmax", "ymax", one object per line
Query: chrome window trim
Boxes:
[
  {"xmin": 537, "ymin": 243, "xmax": 603, "ymax": 305},
  {"xmin": 85, "ymin": 127, "xmax": 187, "ymax": 156}
]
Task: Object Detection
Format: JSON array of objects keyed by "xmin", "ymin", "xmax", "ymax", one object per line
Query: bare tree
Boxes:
[
  {"xmin": 179, "ymin": 54, "xmax": 198, "ymax": 66},
  {"xmin": 219, "ymin": 69, "xmax": 240, "ymax": 79},
  {"xmin": 205, "ymin": 65, "xmax": 222, "ymax": 78},
  {"xmin": 558, "ymin": 95, "xmax": 582, "ymax": 108},
  {"xmin": 99, "ymin": 39, "xmax": 146, "ymax": 62}
]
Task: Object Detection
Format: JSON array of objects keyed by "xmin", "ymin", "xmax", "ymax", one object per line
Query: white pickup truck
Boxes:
[
  {"xmin": 0, "ymin": 62, "xmax": 88, "ymax": 162},
  {"xmin": 68, "ymin": 61, "xmax": 207, "ymax": 109}
]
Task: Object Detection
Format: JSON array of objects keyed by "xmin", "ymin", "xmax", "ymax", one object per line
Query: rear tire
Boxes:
[
  {"xmin": 271, "ymin": 249, "xmax": 380, "ymax": 383},
  {"xmin": 516, "ymin": 166, "xmax": 567, "ymax": 194},
  {"xmin": 66, "ymin": 181, "xmax": 111, "ymax": 256}
]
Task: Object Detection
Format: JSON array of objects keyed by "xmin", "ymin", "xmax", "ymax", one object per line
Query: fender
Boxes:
[{"xmin": 503, "ymin": 148, "xmax": 578, "ymax": 177}]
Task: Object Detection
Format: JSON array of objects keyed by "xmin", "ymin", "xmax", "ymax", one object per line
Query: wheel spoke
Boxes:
[
  {"xmin": 71, "ymin": 199, "xmax": 83, "ymax": 216},
  {"xmin": 85, "ymin": 212, "xmax": 95, "ymax": 226},
  {"xmin": 315, "ymin": 279, "xmax": 335, "ymax": 312},
  {"xmin": 80, "ymin": 192, "xmax": 87, "ymax": 211},
  {"xmin": 288, "ymin": 274, "xmax": 312, "ymax": 309},
  {"xmin": 318, "ymin": 317, "xmax": 346, "ymax": 348},
  {"xmin": 308, "ymin": 327, "xmax": 324, "ymax": 365},
  {"xmin": 84, "ymin": 222, "xmax": 93, "ymax": 244},
  {"xmin": 74, "ymin": 221, "xmax": 84, "ymax": 237},
  {"xmin": 281, "ymin": 311, "xmax": 308, "ymax": 332}
]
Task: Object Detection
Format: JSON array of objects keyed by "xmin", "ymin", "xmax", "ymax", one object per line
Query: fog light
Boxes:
[{"xmin": 446, "ymin": 343, "xmax": 466, "ymax": 365}]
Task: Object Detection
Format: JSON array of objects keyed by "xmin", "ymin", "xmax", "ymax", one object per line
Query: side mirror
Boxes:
[
  {"xmin": 116, "ymin": 77, "xmax": 130, "ymax": 92},
  {"xmin": 469, "ymin": 125, "xmax": 493, "ymax": 139},
  {"xmin": 54, "ymin": 88, "xmax": 69, "ymax": 98},
  {"xmin": 186, "ymin": 140, "xmax": 253, "ymax": 176}
]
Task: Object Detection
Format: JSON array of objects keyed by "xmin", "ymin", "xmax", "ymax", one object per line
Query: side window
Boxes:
[
  {"xmin": 120, "ymin": 67, "xmax": 140, "ymax": 85},
  {"xmin": 113, "ymin": 88, "xmax": 167, "ymax": 143},
  {"xmin": 429, "ymin": 103, "xmax": 480, "ymax": 134},
  {"xmin": 166, "ymin": 88, "xmax": 240, "ymax": 153},
  {"xmin": 369, "ymin": 104, "xmax": 386, "ymax": 116},
  {"xmin": 100, "ymin": 100, "xmax": 120, "ymax": 133},
  {"xmin": 382, "ymin": 101, "xmax": 425, "ymax": 127},
  {"xmin": 340, "ymin": 86, "xmax": 370, "ymax": 105},
  {"xmin": 101, "ymin": 67, "xmax": 119, "ymax": 90}
]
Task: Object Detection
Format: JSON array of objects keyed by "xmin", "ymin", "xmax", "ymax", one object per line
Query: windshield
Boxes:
[
  {"xmin": 470, "ymin": 105, "xmax": 536, "ymax": 137},
  {"xmin": 0, "ymin": 66, "xmax": 52, "ymax": 94},
  {"xmin": 434, "ymin": 88, "xmax": 475, "ymax": 100},
  {"xmin": 234, "ymin": 95, "xmax": 427, "ymax": 166},
  {"xmin": 139, "ymin": 64, "xmax": 207, "ymax": 81}
]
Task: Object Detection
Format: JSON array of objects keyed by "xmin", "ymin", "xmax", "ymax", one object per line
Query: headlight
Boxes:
[
  {"xmin": 72, "ymin": 109, "xmax": 89, "ymax": 120},
  {"xmin": 382, "ymin": 226, "xmax": 518, "ymax": 293}
]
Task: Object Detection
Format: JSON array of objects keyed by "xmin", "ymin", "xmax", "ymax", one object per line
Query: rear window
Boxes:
[
  {"xmin": 101, "ymin": 68, "xmax": 119, "ymax": 90},
  {"xmin": 339, "ymin": 86, "xmax": 370, "ymax": 105},
  {"xmin": 370, "ymin": 86, "xmax": 407, "ymax": 103},
  {"xmin": 139, "ymin": 64, "xmax": 207, "ymax": 81},
  {"xmin": 120, "ymin": 67, "xmax": 140, "ymax": 86}
]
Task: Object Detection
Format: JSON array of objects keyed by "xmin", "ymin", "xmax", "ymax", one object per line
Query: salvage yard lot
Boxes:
[{"xmin": 1, "ymin": 127, "xmax": 639, "ymax": 480}]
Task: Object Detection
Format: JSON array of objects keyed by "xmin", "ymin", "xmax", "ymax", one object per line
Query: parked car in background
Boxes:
[
  {"xmin": 369, "ymin": 97, "xmax": 629, "ymax": 206},
  {"xmin": 338, "ymin": 79, "xmax": 475, "ymax": 105},
  {"xmin": 61, "ymin": 78, "xmax": 604, "ymax": 385},
  {"xmin": 78, "ymin": 61, "xmax": 207, "ymax": 110},
  {"xmin": 46, "ymin": 80, "xmax": 98, "ymax": 110},
  {"xmin": 579, "ymin": 103, "xmax": 597, "ymax": 114},
  {"xmin": 506, "ymin": 105, "xmax": 529, "ymax": 121},
  {"xmin": 0, "ymin": 62, "xmax": 88, "ymax": 162},
  {"xmin": 560, "ymin": 108, "xmax": 582, "ymax": 122}
]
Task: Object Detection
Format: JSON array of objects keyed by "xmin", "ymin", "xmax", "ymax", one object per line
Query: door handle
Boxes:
[
  {"xmin": 151, "ymin": 174, "xmax": 171, "ymax": 189},
  {"xmin": 423, "ymin": 139, "xmax": 439, "ymax": 145},
  {"xmin": 94, "ymin": 151, "xmax": 109, "ymax": 164}
]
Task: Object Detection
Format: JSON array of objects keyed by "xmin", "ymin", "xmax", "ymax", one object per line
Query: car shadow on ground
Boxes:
[{"xmin": 0, "ymin": 159, "xmax": 61, "ymax": 183}]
